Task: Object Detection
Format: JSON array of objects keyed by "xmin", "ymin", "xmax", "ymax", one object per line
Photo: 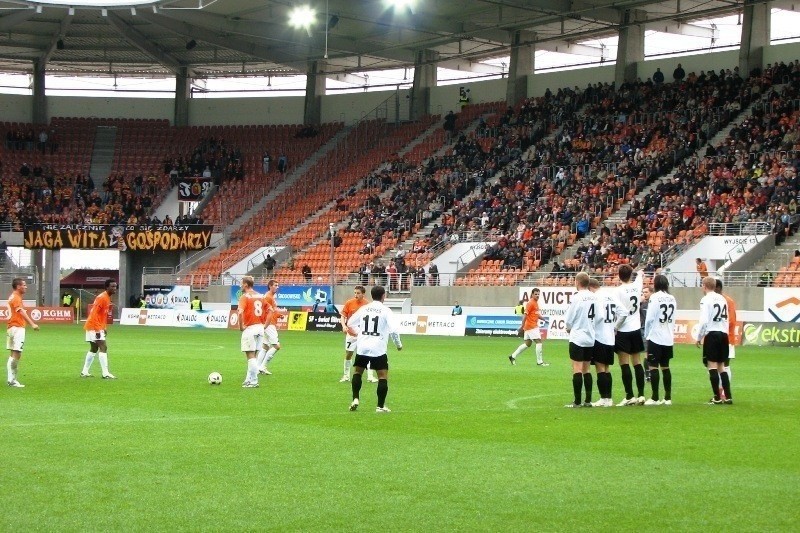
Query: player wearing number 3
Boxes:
[
  {"xmin": 348, "ymin": 285, "xmax": 402, "ymax": 413},
  {"xmin": 643, "ymin": 275, "xmax": 676, "ymax": 405},
  {"xmin": 238, "ymin": 276, "xmax": 264, "ymax": 388}
]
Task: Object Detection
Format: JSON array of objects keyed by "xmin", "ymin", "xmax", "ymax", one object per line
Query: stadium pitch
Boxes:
[{"xmin": 2, "ymin": 325, "xmax": 797, "ymax": 530}]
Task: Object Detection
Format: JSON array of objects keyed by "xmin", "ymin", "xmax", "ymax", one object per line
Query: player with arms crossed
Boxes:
[
  {"xmin": 613, "ymin": 265, "xmax": 647, "ymax": 406},
  {"xmin": 643, "ymin": 275, "xmax": 677, "ymax": 405},
  {"xmin": 339, "ymin": 285, "xmax": 377, "ymax": 383},
  {"xmin": 257, "ymin": 279, "xmax": 287, "ymax": 376},
  {"xmin": 6, "ymin": 278, "xmax": 39, "ymax": 387},
  {"xmin": 696, "ymin": 276, "xmax": 732, "ymax": 404},
  {"xmin": 508, "ymin": 288, "xmax": 549, "ymax": 366},
  {"xmin": 564, "ymin": 272, "xmax": 598, "ymax": 408},
  {"xmin": 348, "ymin": 285, "xmax": 402, "ymax": 413},
  {"xmin": 81, "ymin": 279, "xmax": 117, "ymax": 379},
  {"xmin": 588, "ymin": 278, "xmax": 615, "ymax": 407},
  {"xmin": 239, "ymin": 276, "xmax": 265, "ymax": 388}
]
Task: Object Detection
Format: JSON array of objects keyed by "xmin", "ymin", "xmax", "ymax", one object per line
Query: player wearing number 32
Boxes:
[
  {"xmin": 696, "ymin": 276, "xmax": 732, "ymax": 405},
  {"xmin": 348, "ymin": 285, "xmax": 403, "ymax": 413},
  {"xmin": 238, "ymin": 276, "xmax": 264, "ymax": 388},
  {"xmin": 564, "ymin": 273, "xmax": 598, "ymax": 408},
  {"xmin": 643, "ymin": 275, "xmax": 677, "ymax": 405}
]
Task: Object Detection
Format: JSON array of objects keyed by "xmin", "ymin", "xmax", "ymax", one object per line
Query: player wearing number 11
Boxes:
[
  {"xmin": 348, "ymin": 285, "xmax": 403, "ymax": 413},
  {"xmin": 643, "ymin": 275, "xmax": 676, "ymax": 405}
]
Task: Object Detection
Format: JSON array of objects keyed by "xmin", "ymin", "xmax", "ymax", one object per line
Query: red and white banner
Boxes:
[{"xmin": 0, "ymin": 306, "xmax": 74, "ymax": 323}]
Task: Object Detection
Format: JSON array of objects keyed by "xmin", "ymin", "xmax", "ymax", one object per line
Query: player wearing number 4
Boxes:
[
  {"xmin": 643, "ymin": 275, "xmax": 676, "ymax": 405},
  {"xmin": 348, "ymin": 285, "xmax": 403, "ymax": 413},
  {"xmin": 696, "ymin": 276, "xmax": 732, "ymax": 404},
  {"xmin": 238, "ymin": 276, "xmax": 264, "ymax": 388},
  {"xmin": 564, "ymin": 273, "xmax": 597, "ymax": 408},
  {"xmin": 508, "ymin": 288, "xmax": 549, "ymax": 366}
]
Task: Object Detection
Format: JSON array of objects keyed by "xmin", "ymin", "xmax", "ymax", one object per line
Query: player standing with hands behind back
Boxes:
[
  {"xmin": 81, "ymin": 279, "xmax": 117, "ymax": 379},
  {"xmin": 348, "ymin": 286, "xmax": 402, "ymax": 413},
  {"xmin": 696, "ymin": 276, "xmax": 732, "ymax": 404},
  {"xmin": 7, "ymin": 278, "xmax": 39, "ymax": 388}
]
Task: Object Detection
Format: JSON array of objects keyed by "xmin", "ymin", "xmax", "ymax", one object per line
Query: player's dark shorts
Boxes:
[
  {"xmin": 646, "ymin": 341, "xmax": 674, "ymax": 367},
  {"xmin": 591, "ymin": 341, "xmax": 615, "ymax": 366},
  {"xmin": 615, "ymin": 330, "xmax": 645, "ymax": 354},
  {"xmin": 569, "ymin": 342, "xmax": 593, "ymax": 362},
  {"xmin": 354, "ymin": 353, "xmax": 389, "ymax": 371},
  {"xmin": 703, "ymin": 331, "xmax": 730, "ymax": 364}
]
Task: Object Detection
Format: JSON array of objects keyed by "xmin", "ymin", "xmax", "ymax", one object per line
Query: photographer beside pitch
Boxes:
[{"xmin": 348, "ymin": 286, "xmax": 403, "ymax": 413}]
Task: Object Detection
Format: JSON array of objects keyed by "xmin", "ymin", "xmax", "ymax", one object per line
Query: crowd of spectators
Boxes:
[
  {"xmin": 4, "ymin": 126, "xmax": 58, "ymax": 154},
  {"xmin": 164, "ymin": 136, "xmax": 244, "ymax": 187}
]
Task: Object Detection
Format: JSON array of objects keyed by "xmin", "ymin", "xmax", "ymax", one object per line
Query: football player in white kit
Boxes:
[{"xmin": 643, "ymin": 274, "xmax": 677, "ymax": 405}]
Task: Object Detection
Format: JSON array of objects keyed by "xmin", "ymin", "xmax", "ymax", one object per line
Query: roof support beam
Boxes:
[
  {"xmin": 438, "ymin": 59, "xmax": 502, "ymax": 74},
  {"xmin": 106, "ymin": 12, "xmax": 183, "ymax": 74},
  {"xmin": 39, "ymin": 14, "xmax": 73, "ymax": 67},
  {"xmin": 536, "ymin": 41, "xmax": 605, "ymax": 57},
  {"xmin": 644, "ymin": 21, "xmax": 719, "ymax": 39}
]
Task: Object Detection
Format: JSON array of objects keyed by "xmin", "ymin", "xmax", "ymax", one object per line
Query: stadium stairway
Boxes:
[
  {"xmin": 88, "ymin": 125, "xmax": 117, "ymax": 187},
  {"xmin": 749, "ymin": 233, "xmax": 800, "ymax": 276},
  {"xmin": 554, "ymin": 96, "xmax": 766, "ymax": 267},
  {"xmin": 176, "ymin": 125, "xmax": 355, "ymax": 276},
  {"xmin": 263, "ymin": 117, "xmax": 450, "ymax": 280}
]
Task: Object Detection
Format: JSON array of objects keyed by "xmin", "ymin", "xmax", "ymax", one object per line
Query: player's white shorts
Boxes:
[
  {"xmin": 241, "ymin": 324, "xmax": 264, "ymax": 352},
  {"xmin": 85, "ymin": 329, "xmax": 107, "ymax": 343},
  {"xmin": 524, "ymin": 328, "xmax": 542, "ymax": 341},
  {"xmin": 728, "ymin": 344, "xmax": 736, "ymax": 359},
  {"xmin": 345, "ymin": 335, "xmax": 358, "ymax": 352},
  {"xmin": 6, "ymin": 326, "xmax": 25, "ymax": 351},
  {"xmin": 263, "ymin": 325, "xmax": 279, "ymax": 346}
]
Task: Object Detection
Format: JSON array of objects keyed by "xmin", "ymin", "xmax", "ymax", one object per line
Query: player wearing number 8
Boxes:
[
  {"xmin": 238, "ymin": 276, "xmax": 264, "ymax": 388},
  {"xmin": 348, "ymin": 286, "xmax": 403, "ymax": 413},
  {"xmin": 643, "ymin": 275, "xmax": 677, "ymax": 405},
  {"xmin": 696, "ymin": 276, "xmax": 732, "ymax": 404}
]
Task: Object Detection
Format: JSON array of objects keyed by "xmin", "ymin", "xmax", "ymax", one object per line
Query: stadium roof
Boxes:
[{"xmin": 0, "ymin": 0, "xmax": 779, "ymax": 80}]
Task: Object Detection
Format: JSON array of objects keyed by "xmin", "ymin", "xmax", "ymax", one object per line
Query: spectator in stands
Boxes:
[
  {"xmin": 428, "ymin": 263, "xmax": 439, "ymax": 286},
  {"xmin": 264, "ymin": 254, "xmax": 276, "ymax": 274},
  {"xmin": 451, "ymin": 302, "xmax": 463, "ymax": 316},
  {"xmin": 653, "ymin": 67, "xmax": 665, "ymax": 85},
  {"xmin": 277, "ymin": 154, "xmax": 288, "ymax": 173},
  {"xmin": 444, "ymin": 111, "xmax": 456, "ymax": 143},
  {"xmin": 672, "ymin": 63, "xmax": 685, "ymax": 82},
  {"xmin": 758, "ymin": 270, "xmax": 774, "ymax": 287},
  {"xmin": 301, "ymin": 263, "xmax": 312, "ymax": 282}
]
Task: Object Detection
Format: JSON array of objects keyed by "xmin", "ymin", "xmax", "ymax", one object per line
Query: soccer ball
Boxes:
[{"xmin": 208, "ymin": 372, "xmax": 222, "ymax": 385}]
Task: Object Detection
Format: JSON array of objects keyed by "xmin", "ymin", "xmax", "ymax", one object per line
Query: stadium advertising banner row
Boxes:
[
  {"xmin": 177, "ymin": 177, "xmax": 213, "ymax": 201},
  {"xmin": 741, "ymin": 322, "xmax": 800, "ymax": 347},
  {"xmin": 286, "ymin": 312, "xmax": 466, "ymax": 336},
  {"xmin": 763, "ymin": 288, "xmax": 800, "ymax": 323},
  {"xmin": 143, "ymin": 285, "xmax": 191, "ymax": 309},
  {"xmin": 0, "ymin": 307, "xmax": 73, "ymax": 323},
  {"xmin": 120, "ymin": 308, "xmax": 233, "ymax": 328},
  {"xmin": 23, "ymin": 224, "xmax": 214, "ymax": 251},
  {"xmin": 229, "ymin": 285, "xmax": 331, "ymax": 308}
]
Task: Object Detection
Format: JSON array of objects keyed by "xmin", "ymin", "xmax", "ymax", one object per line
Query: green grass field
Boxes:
[{"xmin": 2, "ymin": 325, "xmax": 797, "ymax": 531}]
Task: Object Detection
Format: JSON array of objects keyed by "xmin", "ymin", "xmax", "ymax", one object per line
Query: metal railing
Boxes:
[{"xmin": 707, "ymin": 222, "xmax": 772, "ymax": 236}]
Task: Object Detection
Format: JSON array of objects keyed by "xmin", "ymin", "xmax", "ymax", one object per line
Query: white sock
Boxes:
[
  {"xmin": 82, "ymin": 351, "xmax": 95, "ymax": 374},
  {"xmin": 265, "ymin": 347, "xmax": 278, "ymax": 362},
  {"xmin": 725, "ymin": 366, "xmax": 732, "ymax": 382},
  {"xmin": 511, "ymin": 343, "xmax": 528, "ymax": 358},
  {"xmin": 247, "ymin": 358, "xmax": 258, "ymax": 383},
  {"xmin": 536, "ymin": 343, "xmax": 543, "ymax": 363},
  {"xmin": 98, "ymin": 352, "xmax": 109, "ymax": 375},
  {"xmin": 343, "ymin": 359, "xmax": 352, "ymax": 377},
  {"xmin": 7, "ymin": 356, "xmax": 16, "ymax": 382},
  {"xmin": 256, "ymin": 348, "xmax": 267, "ymax": 369}
]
